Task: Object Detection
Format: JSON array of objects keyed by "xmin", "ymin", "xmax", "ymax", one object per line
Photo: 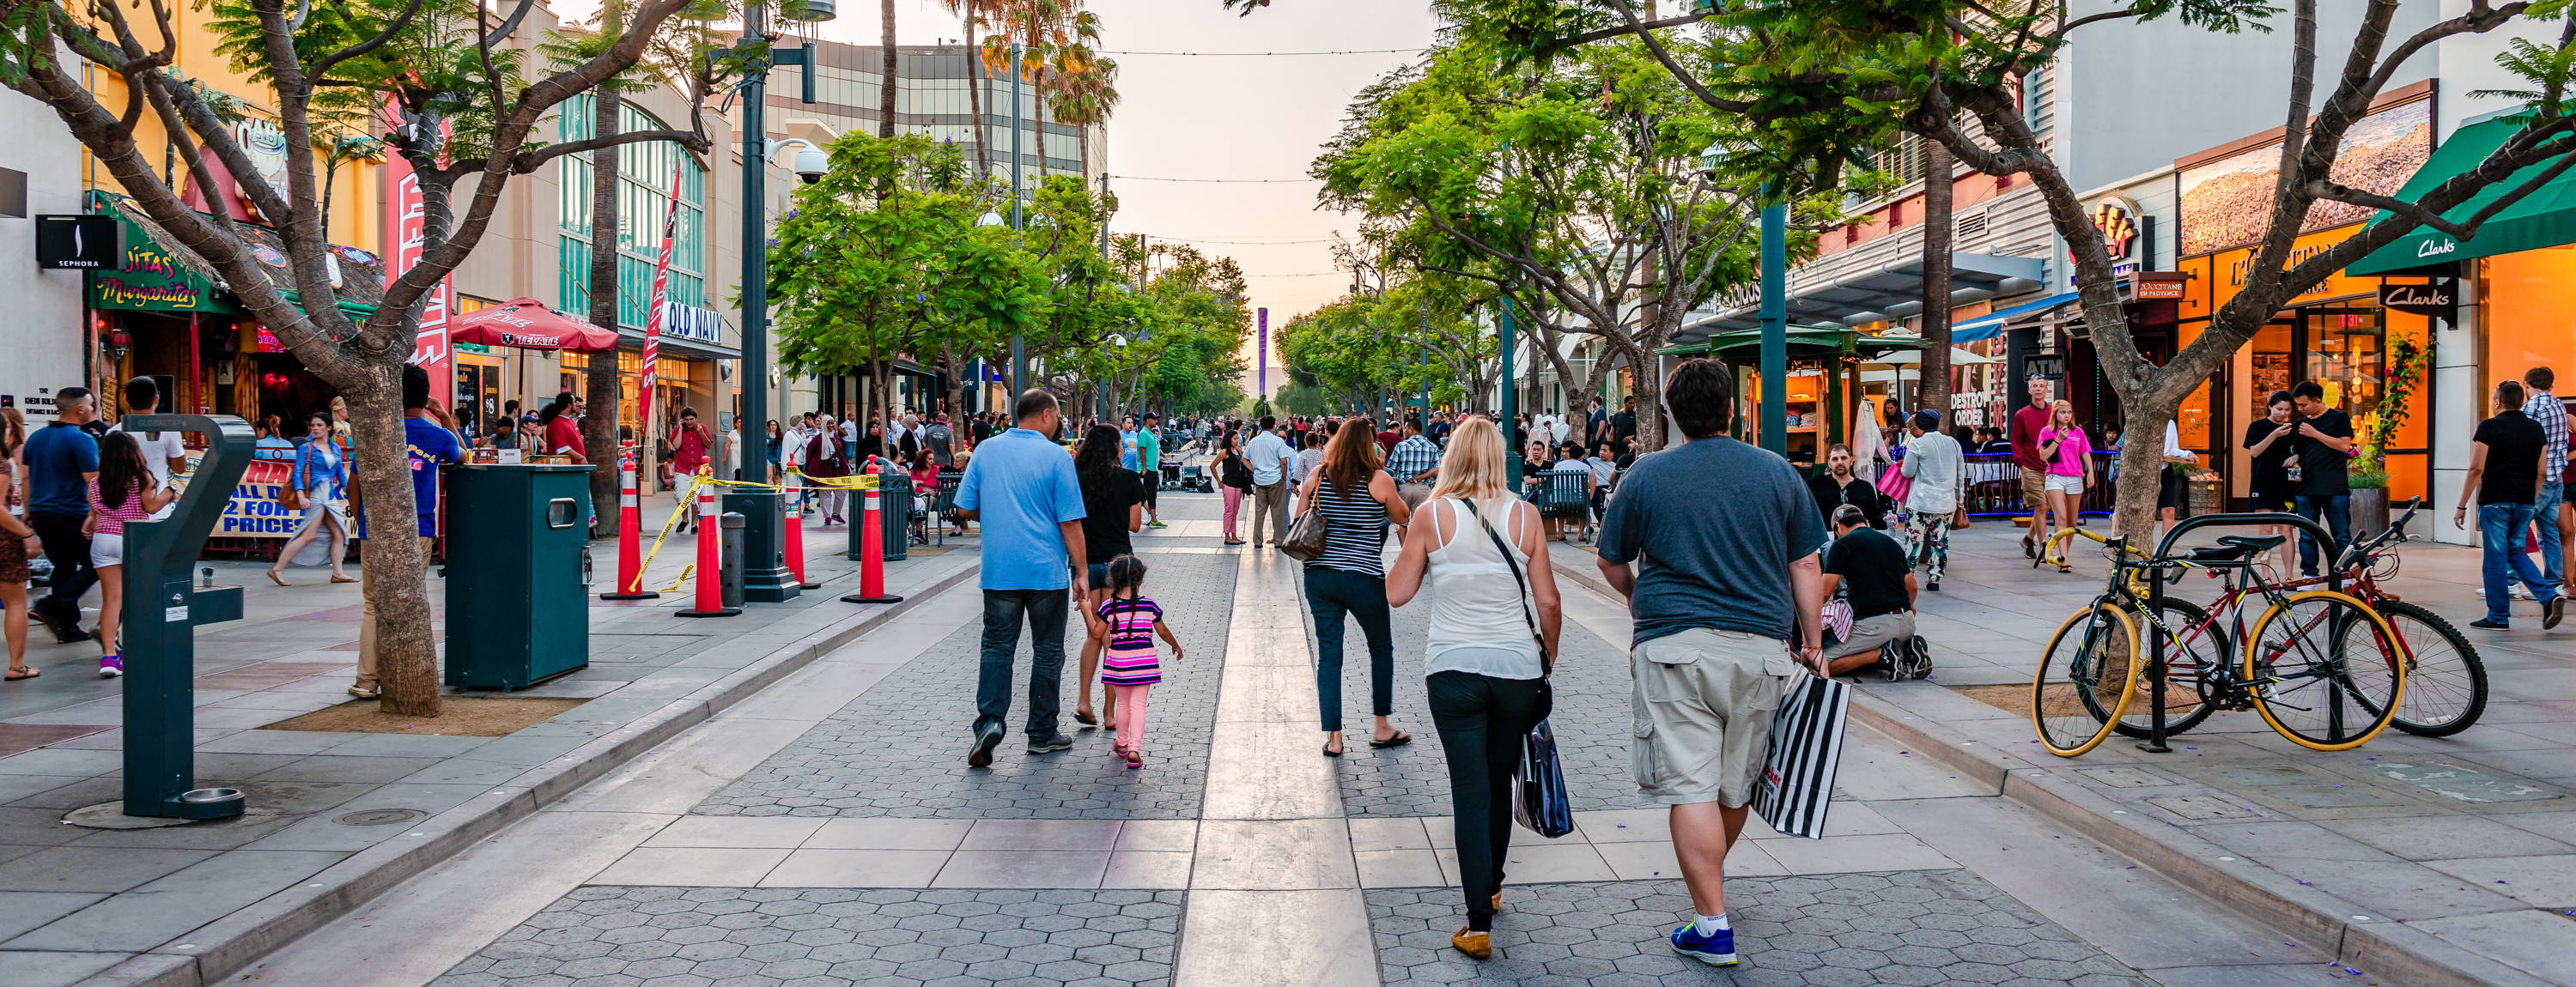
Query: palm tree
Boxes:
[
  {"xmin": 980, "ymin": 0, "xmax": 1103, "ymax": 181},
  {"xmin": 879, "ymin": 0, "xmax": 898, "ymax": 138},
  {"xmin": 939, "ymin": 0, "xmax": 1006, "ymax": 178},
  {"xmin": 1044, "ymin": 22, "xmax": 1116, "ymax": 177}
]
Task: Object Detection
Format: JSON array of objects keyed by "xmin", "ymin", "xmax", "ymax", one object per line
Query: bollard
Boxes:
[
  {"xmin": 601, "ymin": 453, "xmax": 659, "ymax": 600},
  {"xmin": 719, "ymin": 512, "xmax": 747, "ymax": 609},
  {"xmin": 840, "ymin": 487, "xmax": 904, "ymax": 605},
  {"xmin": 677, "ymin": 483, "xmax": 739, "ymax": 618},
  {"xmin": 783, "ymin": 475, "xmax": 819, "ymax": 589}
]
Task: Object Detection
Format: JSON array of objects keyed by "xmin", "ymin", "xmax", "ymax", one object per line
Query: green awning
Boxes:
[
  {"xmin": 2348, "ymin": 104, "xmax": 2576, "ymax": 276},
  {"xmin": 85, "ymin": 191, "xmax": 242, "ymax": 315}
]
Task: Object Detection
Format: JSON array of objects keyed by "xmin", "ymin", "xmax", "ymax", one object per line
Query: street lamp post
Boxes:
[
  {"xmin": 730, "ymin": 0, "xmax": 825, "ymax": 603},
  {"xmin": 1007, "ymin": 41, "xmax": 1027, "ymax": 397},
  {"xmin": 1758, "ymin": 199, "xmax": 1788, "ymax": 456}
]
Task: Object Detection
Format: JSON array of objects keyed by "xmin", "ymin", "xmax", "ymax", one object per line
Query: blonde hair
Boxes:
[
  {"xmin": 2050, "ymin": 399, "xmax": 2076, "ymax": 428},
  {"xmin": 1429, "ymin": 416, "xmax": 1510, "ymax": 502}
]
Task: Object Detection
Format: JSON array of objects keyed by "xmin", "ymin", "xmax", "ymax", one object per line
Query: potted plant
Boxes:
[{"xmin": 2348, "ymin": 336, "xmax": 2430, "ymax": 536}]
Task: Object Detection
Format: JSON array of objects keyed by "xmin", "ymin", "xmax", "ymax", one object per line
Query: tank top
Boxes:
[
  {"xmin": 1307, "ymin": 474, "xmax": 1389, "ymax": 575},
  {"xmin": 1423, "ymin": 498, "xmax": 1544, "ymax": 680}
]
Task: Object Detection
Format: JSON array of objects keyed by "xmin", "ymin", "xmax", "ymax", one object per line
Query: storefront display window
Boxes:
[{"xmin": 2478, "ymin": 249, "xmax": 2576, "ymax": 394}]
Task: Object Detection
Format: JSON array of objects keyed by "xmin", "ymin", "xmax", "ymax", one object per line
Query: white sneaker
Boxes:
[{"xmin": 2512, "ymin": 584, "xmax": 2536, "ymax": 601}]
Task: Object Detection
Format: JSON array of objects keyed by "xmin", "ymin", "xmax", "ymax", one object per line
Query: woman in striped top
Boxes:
[
  {"xmin": 1097, "ymin": 555, "xmax": 1182, "ymax": 769},
  {"xmin": 1297, "ymin": 421, "xmax": 1415, "ymax": 757}
]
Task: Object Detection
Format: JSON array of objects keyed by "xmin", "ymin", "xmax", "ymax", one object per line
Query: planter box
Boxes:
[{"xmin": 2350, "ymin": 487, "xmax": 2390, "ymax": 536}]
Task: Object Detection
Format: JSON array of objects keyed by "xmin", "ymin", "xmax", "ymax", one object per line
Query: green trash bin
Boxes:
[
  {"xmin": 444, "ymin": 463, "xmax": 593, "ymax": 689},
  {"xmin": 847, "ymin": 472, "xmax": 911, "ymax": 561}
]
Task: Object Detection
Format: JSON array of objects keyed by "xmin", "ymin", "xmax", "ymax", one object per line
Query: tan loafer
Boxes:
[{"xmin": 1451, "ymin": 927, "xmax": 1491, "ymax": 960}]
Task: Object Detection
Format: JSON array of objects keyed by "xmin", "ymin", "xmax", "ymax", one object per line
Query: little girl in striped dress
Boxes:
[{"xmin": 1097, "ymin": 555, "xmax": 1183, "ymax": 769}]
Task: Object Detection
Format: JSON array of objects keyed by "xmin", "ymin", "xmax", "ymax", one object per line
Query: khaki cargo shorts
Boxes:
[
  {"xmin": 1631, "ymin": 627, "xmax": 1796, "ymax": 808},
  {"xmin": 2020, "ymin": 466, "xmax": 2047, "ymax": 514}
]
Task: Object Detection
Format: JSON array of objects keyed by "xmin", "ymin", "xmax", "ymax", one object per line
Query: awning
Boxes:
[
  {"xmin": 86, "ymin": 191, "xmax": 239, "ymax": 315},
  {"xmin": 1660, "ymin": 324, "xmax": 1929, "ymax": 360},
  {"xmin": 2348, "ymin": 104, "xmax": 2576, "ymax": 276},
  {"xmin": 1680, "ymin": 252, "xmax": 2046, "ymax": 340},
  {"xmin": 1951, "ymin": 291, "xmax": 2081, "ymax": 342},
  {"xmin": 1871, "ymin": 345, "xmax": 2001, "ymax": 366}
]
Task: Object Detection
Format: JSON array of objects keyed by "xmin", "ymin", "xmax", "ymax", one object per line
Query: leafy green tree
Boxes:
[
  {"xmin": 1444, "ymin": 0, "xmax": 2576, "ymax": 539},
  {"xmin": 3, "ymin": 0, "xmax": 735, "ymax": 715},
  {"xmin": 770, "ymin": 133, "xmax": 1048, "ymax": 442}
]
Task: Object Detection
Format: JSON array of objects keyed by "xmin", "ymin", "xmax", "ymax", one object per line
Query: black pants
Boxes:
[
  {"xmin": 976, "ymin": 588, "xmax": 1068, "ymax": 737},
  {"xmin": 1427, "ymin": 670, "xmax": 1546, "ymax": 932},
  {"xmin": 29, "ymin": 511, "xmax": 93, "ymax": 628},
  {"xmin": 1138, "ymin": 469, "xmax": 1158, "ymax": 512},
  {"xmin": 1305, "ymin": 566, "xmax": 1394, "ymax": 732}
]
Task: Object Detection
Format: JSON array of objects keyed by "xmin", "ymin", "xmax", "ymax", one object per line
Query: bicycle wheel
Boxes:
[
  {"xmin": 2113, "ymin": 597, "xmax": 2225, "ymax": 739},
  {"xmin": 2242, "ymin": 590, "xmax": 2404, "ymax": 751},
  {"xmin": 2367, "ymin": 600, "xmax": 2488, "ymax": 737},
  {"xmin": 2032, "ymin": 602, "xmax": 2141, "ymax": 757}
]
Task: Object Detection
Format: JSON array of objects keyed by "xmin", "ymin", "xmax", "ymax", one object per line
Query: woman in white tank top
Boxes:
[{"xmin": 1384, "ymin": 415, "xmax": 1562, "ymax": 960}]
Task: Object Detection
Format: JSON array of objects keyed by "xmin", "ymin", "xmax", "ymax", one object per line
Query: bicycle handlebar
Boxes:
[{"xmin": 2331, "ymin": 498, "xmax": 2427, "ymax": 572}]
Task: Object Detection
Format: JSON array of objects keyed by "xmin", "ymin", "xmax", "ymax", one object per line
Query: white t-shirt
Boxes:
[{"xmin": 107, "ymin": 421, "xmax": 186, "ymax": 520}]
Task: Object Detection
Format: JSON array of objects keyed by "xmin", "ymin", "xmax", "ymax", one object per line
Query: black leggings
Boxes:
[
  {"xmin": 1139, "ymin": 469, "xmax": 1158, "ymax": 511},
  {"xmin": 1427, "ymin": 670, "xmax": 1546, "ymax": 932}
]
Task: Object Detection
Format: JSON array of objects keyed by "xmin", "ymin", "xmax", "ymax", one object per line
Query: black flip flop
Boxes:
[
  {"xmin": 1073, "ymin": 711, "xmax": 1098, "ymax": 728},
  {"xmin": 1369, "ymin": 731, "xmax": 1413, "ymax": 749},
  {"xmin": 1321, "ymin": 742, "xmax": 1343, "ymax": 758}
]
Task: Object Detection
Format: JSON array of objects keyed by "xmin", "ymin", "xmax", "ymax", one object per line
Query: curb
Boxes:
[
  {"xmin": 1843, "ymin": 695, "xmax": 2556, "ymax": 987},
  {"xmin": 92, "ymin": 561, "xmax": 981, "ymax": 987},
  {"xmin": 1551, "ymin": 548, "xmax": 2551, "ymax": 987}
]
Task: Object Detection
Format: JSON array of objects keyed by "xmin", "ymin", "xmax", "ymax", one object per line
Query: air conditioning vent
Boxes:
[{"xmin": 1956, "ymin": 212, "xmax": 1989, "ymax": 241}]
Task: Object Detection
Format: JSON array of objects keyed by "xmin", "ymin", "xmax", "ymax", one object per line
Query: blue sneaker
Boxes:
[{"xmin": 1670, "ymin": 923, "xmax": 1736, "ymax": 966}]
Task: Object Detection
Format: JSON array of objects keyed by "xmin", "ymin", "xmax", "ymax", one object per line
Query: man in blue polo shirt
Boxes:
[{"xmin": 954, "ymin": 389, "xmax": 1090, "ymax": 767}]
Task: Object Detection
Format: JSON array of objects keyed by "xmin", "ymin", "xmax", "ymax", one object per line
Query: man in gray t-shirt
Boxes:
[
  {"xmin": 1594, "ymin": 359, "xmax": 1826, "ymax": 968},
  {"xmin": 925, "ymin": 417, "xmax": 957, "ymax": 468}
]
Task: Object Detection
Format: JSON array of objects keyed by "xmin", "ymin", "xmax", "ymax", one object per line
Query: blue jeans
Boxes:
[
  {"xmin": 2533, "ymin": 481, "xmax": 2565, "ymax": 586},
  {"xmin": 2293, "ymin": 494, "xmax": 2351, "ymax": 575},
  {"xmin": 976, "ymin": 588, "xmax": 1068, "ymax": 736},
  {"xmin": 2481, "ymin": 503, "xmax": 2559, "ymax": 624},
  {"xmin": 1305, "ymin": 566, "xmax": 1395, "ymax": 733}
]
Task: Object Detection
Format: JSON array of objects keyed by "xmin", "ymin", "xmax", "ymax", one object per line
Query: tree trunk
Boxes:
[
  {"xmin": 1919, "ymin": 138, "xmax": 1954, "ymax": 422},
  {"xmin": 585, "ymin": 77, "xmax": 625, "ymax": 537},
  {"xmin": 344, "ymin": 368, "xmax": 440, "ymax": 716},
  {"xmin": 965, "ymin": 17, "xmax": 990, "ymax": 179},
  {"xmin": 878, "ymin": 0, "xmax": 898, "ymax": 139}
]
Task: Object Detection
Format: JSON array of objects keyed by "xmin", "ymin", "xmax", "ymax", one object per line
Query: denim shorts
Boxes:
[{"xmin": 1087, "ymin": 562, "xmax": 1111, "ymax": 587}]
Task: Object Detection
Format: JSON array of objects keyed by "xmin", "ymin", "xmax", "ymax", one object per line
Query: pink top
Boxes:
[
  {"xmin": 2039, "ymin": 426, "xmax": 2092, "ymax": 477},
  {"xmin": 89, "ymin": 478, "xmax": 150, "ymax": 536}
]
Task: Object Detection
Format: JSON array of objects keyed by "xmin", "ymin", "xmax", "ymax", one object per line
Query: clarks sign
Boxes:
[{"xmin": 2379, "ymin": 280, "xmax": 2456, "ymax": 318}]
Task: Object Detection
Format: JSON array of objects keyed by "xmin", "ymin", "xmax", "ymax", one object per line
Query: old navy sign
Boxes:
[
  {"xmin": 661, "ymin": 302, "xmax": 726, "ymax": 345},
  {"xmin": 2379, "ymin": 279, "xmax": 2457, "ymax": 318}
]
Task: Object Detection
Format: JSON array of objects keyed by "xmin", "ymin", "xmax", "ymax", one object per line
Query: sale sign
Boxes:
[{"xmin": 216, "ymin": 459, "xmax": 306, "ymax": 538}]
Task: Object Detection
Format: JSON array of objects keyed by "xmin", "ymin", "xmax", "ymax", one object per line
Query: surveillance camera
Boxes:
[{"xmin": 793, "ymin": 146, "xmax": 829, "ymax": 184}]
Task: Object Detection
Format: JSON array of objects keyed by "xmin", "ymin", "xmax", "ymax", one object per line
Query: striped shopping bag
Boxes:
[{"xmin": 1753, "ymin": 669, "xmax": 1852, "ymax": 839}]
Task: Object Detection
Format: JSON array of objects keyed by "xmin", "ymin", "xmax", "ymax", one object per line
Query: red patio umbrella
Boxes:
[{"xmin": 451, "ymin": 298, "xmax": 620, "ymax": 352}]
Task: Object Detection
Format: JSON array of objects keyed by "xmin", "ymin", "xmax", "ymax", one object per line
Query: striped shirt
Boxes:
[
  {"xmin": 1307, "ymin": 474, "xmax": 1391, "ymax": 576},
  {"xmin": 1097, "ymin": 596, "xmax": 1165, "ymax": 686}
]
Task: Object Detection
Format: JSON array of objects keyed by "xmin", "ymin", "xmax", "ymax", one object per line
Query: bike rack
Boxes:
[
  {"xmin": 2131, "ymin": 512, "xmax": 2348, "ymax": 754},
  {"xmin": 119, "ymin": 415, "xmax": 253, "ymax": 819}
]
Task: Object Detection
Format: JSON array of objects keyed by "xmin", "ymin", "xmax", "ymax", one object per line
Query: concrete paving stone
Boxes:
[
  {"xmin": 1098, "ymin": 851, "xmax": 1192, "ymax": 890},
  {"xmin": 959, "ymin": 820, "xmax": 1124, "ymax": 852},
  {"xmin": 2324, "ymin": 809, "xmax": 2576, "ymax": 863},
  {"xmin": 591, "ymin": 849, "xmax": 793, "ymax": 887},
  {"xmin": 1356, "ymin": 848, "xmax": 1448, "ymax": 888},
  {"xmin": 428, "ymin": 886, "xmax": 1182, "ymax": 987},
  {"xmin": 0, "ymin": 773, "xmax": 88, "ymax": 803},
  {"xmin": 1347, "ymin": 816, "xmax": 1433, "ymax": 852},
  {"xmin": 322, "ymin": 731, "xmax": 496, "ymax": 759},
  {"xmin": 1366, "ymin": 872, "xmax": 2148, "ymax": 986},
  {"xmin": 2417, "ymin": 853, "xmax": 2576, "ymax": 907},
  {"xmin": 1761, "ymin": 833, "xmax": 1959, "ymax": 875},
  {"xmin": 759, "ymin": 849, "xmax": 950, "ymax": 888},
  {"xmin": 2269, "ymin": 857, "xmax": 2530, "ymax": 922},
  {"xmin": 252, "ymin": 754, "xmax": 445, "ymax": 784},
  {"xmin": 803, "ymin": 818, "xmax": 975, "ymax": 851},
  {"xmin": 1590, "ymin": 841, "xmax": 1684, "ymax": 881},
  {"xmin": 2408, "ymin": 908, "xmax": 2576, "ymax": 984},
  {"xmin": 646, "ymin": 817, "xmax": 829, "ymax": 850},
  {"xmin": 1189, "ymin": 819, "xmax": 1357, "ymax": 890},
  {"xmin": 1109, "ymin": 820, "xmax": 1196, "ymax": 854},
  {"xmin": 0, "ymin": 845, "xmax": 215, "ymax": 893},
  {"xmin": 0, "ymin": 747, "xmax": 125, "ymax": 776},
  {"xmin": 191, "ymin": 730, "xmax": 356, "ymax": 755},
  {"xmin": 3, "ymin": 948, "xmax": 129, "ymax": 987},
  {"xmin": 1, "ymin": 848, "xmax": 344, "ymax": 953},
  {"xmin": 1570, "ymin": 808, "xmax": 1668, "ymax": 845},
  {"xmin": 0, "ymin": 890, "xmax": 106, "ymax": 942},
  {"xmin": 694, "ymin": 551, "xmax": 1236, "ymax": 820},
  {"xmin": 930, "ymin": 851, "xmax": 1111, "ymax": 889}
]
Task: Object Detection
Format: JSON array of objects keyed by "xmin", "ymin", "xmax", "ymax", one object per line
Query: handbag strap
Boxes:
[{"xmin": 1458, "ymin": 497, "xmax": 1551, "ymax": 675}]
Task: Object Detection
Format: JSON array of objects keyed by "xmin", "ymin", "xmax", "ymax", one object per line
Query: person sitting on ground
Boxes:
[{"xmin": 1820, "ymin": 505, "xmax": 1919, "ymax": 677}]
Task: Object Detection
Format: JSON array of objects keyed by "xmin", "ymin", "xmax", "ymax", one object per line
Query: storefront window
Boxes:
[{"xmin": 2479, "ymin": 250, "xmax": 2576, "ymax": 395}]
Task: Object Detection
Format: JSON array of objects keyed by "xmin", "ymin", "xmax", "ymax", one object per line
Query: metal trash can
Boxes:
[
  {"xmin": 719, "ymin": 512, "xmax": 746, "ymax": 609},
  {"xmin": 443, "ymin": 463, "xmax": 592, "ymax": 689},
  {"xmin": 849, "ymin": 474, "xmax": 911, "ymax": 561}
]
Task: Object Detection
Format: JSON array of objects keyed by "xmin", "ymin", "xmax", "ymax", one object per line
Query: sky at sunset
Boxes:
[{"xmin": 799, "ymin": 0, "xmax": 1443, "ymax": 394}]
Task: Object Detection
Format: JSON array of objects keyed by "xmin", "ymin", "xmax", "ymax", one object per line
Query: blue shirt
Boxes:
[
  {"xmin": 23, "ymin": 421, "xmax": 100, "ymax": 516},
  {"xmin": 1595, "ymin": 436, "xmax": 1825, "ymax": 645},
  {"xmin": 1120, "ymin": 430, "xmax": 1141, "ymax": 472},
  {"xmin": 955, "ymin": 427, "xmax": 1087, "ymax": 590}
]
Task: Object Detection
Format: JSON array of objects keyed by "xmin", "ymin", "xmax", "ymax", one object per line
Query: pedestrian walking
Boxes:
[
  {"xmin": 1139, "ymin": 413, "xmax": 1166, "ymax": 529},
  {"xmin": 1213, "ymin": 433, "xmax": 1252, "ymax": 546},
  {"xmin": 1382, "ymin": 415, "xmax": 1558, "ymax": 959},
  {"xmin": 1095, "ymin": 554, "xmax": 1182, "ymax": 770},
  {"xmin": 2522, "ymin": 367, "xmax": 2566, "ymax": 593},
  {"xmin": 107, "ymin": 377, "xmax": 186, "ymax": 519},
  {"xmin": 2458, "ymin": 379, "xmax": 2567, "ymax": 630},
  {"xmin": 2287, "ymin": 380, "xmax": 2356, "ymax": 577},
  {"xmin": 1, "ymin": 414, "xmax": 36, "ymax": 681},
  {"xmin": 1247, "ymin": 416, "xmax": 1296, "ymax": 546},
  {"xmin": 266, "ymin": 413, "xmax": 354, "ymax": 585},
  {"xmin": 1298, "ymin": 421, "xmax": 1414, "ymax": 757},
  {"xmin": 86, "ymin": 431, "xmax": 175, "ymax": 677},
  {"xmin": 2243, "ymin": 391, "xmax": 2300, "ymax": 576},
  {"xmin": 1594, "ymin": 358, "xmax": 1828, "ymax": 971},
  {"xmin": 2009, "ymin": 376, "xmax": 2058, "ymax": 558},
  {"xmin": 806, "ymin": 416, "xmax": 848, "ymax": 525},
  {"xmin": 1820, "ymin": 505, "xmax": 1917, "ymax": 677},
  {"xmin": 1072, "ymin": 424, "xmax": 1145, "ymax": 730},
  {"xmin": 1901, "ymin": 410, "xmax": 1965, "ymax": 590},
  {"xmin": 23, "ymin": 386, "xmax": 99, "ymax": 645},
  {"xmin": 350, "ymin": 366, "xmax": 464, "ymax": 699},
  {"xmin": 1807, "ymin": 444, "xmax": 1887, "ymax": 530},
  {"xmin": 954, "ymin": 390, "xmax": 1090, "ymax": 767},
  {"xmin": 2036, "ymin": 401, "xmax": 2093, "ymax": 574},
  {"xmin": 1387, "ymin": 419, "xmax": 1443, "ymax": 511}
]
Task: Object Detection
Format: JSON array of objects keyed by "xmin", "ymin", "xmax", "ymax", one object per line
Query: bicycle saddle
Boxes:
[{"xmin": 2184, "ymin": 535, "xmax": 2285, "ymax": 563}]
